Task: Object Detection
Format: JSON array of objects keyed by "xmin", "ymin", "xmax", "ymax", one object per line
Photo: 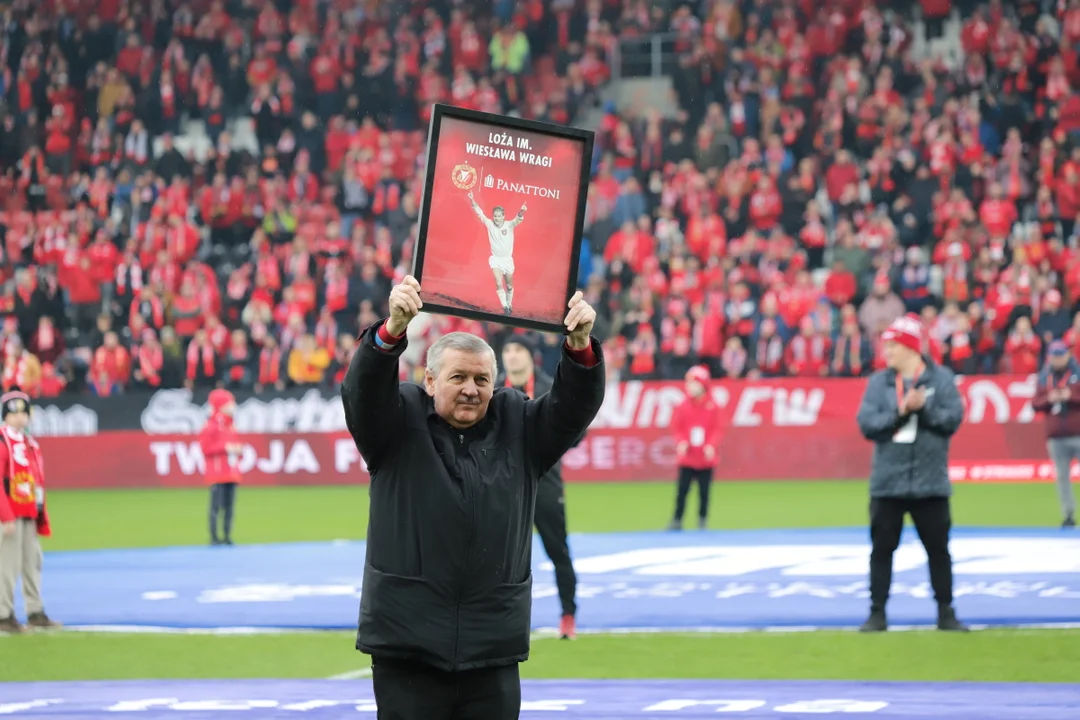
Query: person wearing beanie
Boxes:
[
  {"xmin": 497, "ymin": 333, "xmax": 581, "ymax": 640},
  {"xmin": 856, "ymin": 315, "xmax": 968, "ymax": 632},
  {"xmin": 0, "ymin": 389, "xmax": 60, "ymax": 634},
  {"xmin": 1031, "ymin": 340, "xmax": 1079, "ymax": 529},
  {"xmin": 667, "ymin": 365, "xmax": 722, "ymax": 531},
  {"xmin": 199, "ymin": 388, "xmax": 243, "ymax": 546}
]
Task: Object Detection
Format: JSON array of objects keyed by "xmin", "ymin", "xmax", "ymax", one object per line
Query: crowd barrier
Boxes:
[{"xmin": 29, "ymin": 375, "xmax": 1059, "ymax": 488}]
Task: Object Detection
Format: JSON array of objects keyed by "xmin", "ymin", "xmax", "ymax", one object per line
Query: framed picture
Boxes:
[{"xmin": 412, "ymin": 104, "xmax": 595, "ymax": 334}]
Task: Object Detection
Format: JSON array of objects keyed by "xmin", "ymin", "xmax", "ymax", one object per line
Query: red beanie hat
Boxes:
[
  {"xmin": 208, "ymin": 389, "xmax": 236, "ymax": 411},
  {"xmin": 685, "ymin": 365, "xmax": 712, "ymax": 386},
  {"xmin": 881, "ymin": 314, "xmax": 924, "ymax": 354}
]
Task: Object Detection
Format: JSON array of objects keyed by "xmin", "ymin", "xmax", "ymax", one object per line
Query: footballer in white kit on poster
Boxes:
[{"xmin": 468, "ymin": 190, "xmax": 527, "ymax": 315}]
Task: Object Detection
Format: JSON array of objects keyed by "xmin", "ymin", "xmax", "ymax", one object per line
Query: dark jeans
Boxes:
[
  {"xmin": 209, "ymin": 482, "xmax": 238, "ymax": 542},
  {"xmin": 869, "ymin": 496, "xmax": 954, "ymax": 613},
  {"xmin": 371, "ymin": 657, "xmax": 520, "ymax": 720},
  {"xmin": 674, "ymin": 467, "xmax": 713, "ymax": 521},
  {"xmin": 534, "ymin": 480, "xmax": 577, "ymax": 617}
]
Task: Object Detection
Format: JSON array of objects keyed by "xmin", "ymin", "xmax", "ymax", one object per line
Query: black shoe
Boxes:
[
  {"xmin": 224, "ymin": 538, "xmax": 234, "ymax": 546},
  {"xmin": 1064, "ymin": 515, "xmax": 1076, "ymax": 529},
  {"xmin": 0, "ymin": 616, "xmax": 24, "ymax": 634},
  {"xmin": 697, "ymin": 518, "xmax": 708, "ymax": 530},
  {"xmin": 666, "ymin": 519, "xmax": 682, "ymax": 531},
  {"xmin": 859, "ymin": 610, "xmax": 887, "ymax": 632},
  {"xmin": 211, "ymin": 538, "xmax": 222, "ymax": 546},
  {"xmin": 26, "ymin": 612, "xmax": 61, "ymax": 629},
  {"xmin": 937, "ymin": 606, "xmax": 970, "ymax": 632}
]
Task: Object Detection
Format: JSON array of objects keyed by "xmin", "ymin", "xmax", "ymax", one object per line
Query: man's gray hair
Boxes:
[{"xmin": 426, "ymin": 332, "xmax": 497, "ymax": 377}]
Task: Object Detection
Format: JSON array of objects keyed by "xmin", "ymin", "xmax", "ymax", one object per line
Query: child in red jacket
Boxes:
[
  {"xmin": 667, "ymin": 365, "xmax": 723, "ymax": 530},
  {"xmin": 199, "ymin": 389, "xmax": 243, "ymax": 546}
]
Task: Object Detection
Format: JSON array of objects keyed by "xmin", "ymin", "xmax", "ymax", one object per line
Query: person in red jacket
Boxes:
[
  {"xmin": 0, "ymin": 389, "xmax": 61, "ymax": 633},
  {"xmin": 667, "ymin": 365, "xmax": 723, "ymax": 530},
  {"xmin": 199, "ymin": 389, "xmax": 243, "ymax": 546}
]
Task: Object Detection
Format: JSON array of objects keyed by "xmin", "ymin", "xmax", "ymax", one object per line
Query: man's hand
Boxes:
[
  {"xmin": 703, "ymin": 445, "xmax": 716, "ymax": 461},
  {"xmin": 519, "ymin": 202, "xmax": 527, "ymax": 216},
  {"xmin": 905, "ymin": 388, "xmax": 927, "ymax": 412},
  {"xmin": 564, "ymin": 291, "xmax": 596, "ymax": 350},
  {"xmin": 2, "ymin": 522, "xmax": 15, "ymax": 536},
  {"xmin": 676, "ymin": 441, "xmax": 689, "ymax": 458},
  {"xmin": 387, "ymin": 275, "xmax": 423, "ymax": 337},
  {"xmin": 468, "ymin": 191, "xmax": 474, "ymax": 200}
]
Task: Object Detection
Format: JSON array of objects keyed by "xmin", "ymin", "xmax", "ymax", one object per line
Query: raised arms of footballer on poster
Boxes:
[{"xmin": 468, "ymin": 190, "xmax": 527, "ymax": 316}]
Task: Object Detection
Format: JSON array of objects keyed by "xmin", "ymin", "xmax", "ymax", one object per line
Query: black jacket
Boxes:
[
  {"xmin": 496, "ymin": 369, "xmax": 584, "ymax": 488},
  {"xmin": 342, "ymin": 321, "xmax": 605, "ymax": 671}
]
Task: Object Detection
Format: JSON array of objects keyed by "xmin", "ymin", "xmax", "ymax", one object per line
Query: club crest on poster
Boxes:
[{"xmin": 451, "ymin": 162, "xmax": 478, "ymax": 191}]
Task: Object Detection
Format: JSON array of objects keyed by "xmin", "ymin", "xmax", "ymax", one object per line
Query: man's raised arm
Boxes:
[
  {"xmin": 525, "ymin": 292, "xmax": 606, "ymax": 475},
  {"xmin": 467, "ymin": 191, "xmax": 487, "ymax": 221},
  {"xmin": 341, "ymin": 276, "xmax": 423, "ymax": 472}
]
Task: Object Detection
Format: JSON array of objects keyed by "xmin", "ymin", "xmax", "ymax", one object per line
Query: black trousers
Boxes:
[
  {"xmin": 869, "ymin": 496, "xmax": 954, "ymax": 612},
  {"xmin": 673, "ymin": 467, "xmax": 713, "ymax": 521},
  {"xmin": 209, "ymin": 482, "xmax": 238, "ymax": 542},
  {"xmin": 535, "ymin": 480, "xmax": 577, "ymax": 616},
  {"xmin": 371, "ymin": 657, "xmax": 520, "ymax": 720}
]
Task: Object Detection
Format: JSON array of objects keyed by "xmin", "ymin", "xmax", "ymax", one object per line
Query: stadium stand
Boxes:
[{"xmin": 1, "ymin": 0, "xmax": 1079, "ymax": 397}]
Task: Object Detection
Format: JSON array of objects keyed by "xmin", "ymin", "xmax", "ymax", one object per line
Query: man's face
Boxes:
[
  {"xmin": 492, "ymin": 208, "xmax": 505, "ymax": 226},
  {"xmin": 1051, "ymin": 354, "xmax": 1070, "ymax": 371},
  {"xmin": 425, "ymin": 349, "xmax": 494, "ymax": 429},
  {"xmin": 685, "ymin": 378, "xmax": 705, "ymax": 398},
  {"xmin": 883, "ymin": 340, "xmax": 914, "ymax": 370},
  {"xmin": 501, "ymin": 343, "xmax": 532, "ymax": 376}
]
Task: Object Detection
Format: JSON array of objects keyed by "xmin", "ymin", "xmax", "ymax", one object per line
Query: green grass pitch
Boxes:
[{"xmin": 5, "ymin": 481, "xmax": 1080, "ymax": 683}]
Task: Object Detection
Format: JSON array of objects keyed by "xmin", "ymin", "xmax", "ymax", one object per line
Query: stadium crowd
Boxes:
[{"xmin": 1, "ymin": 0, "xmax": 1080, "ymax": 397}]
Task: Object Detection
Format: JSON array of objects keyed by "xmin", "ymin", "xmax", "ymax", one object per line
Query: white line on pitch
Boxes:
[{"xmin": 327, "ymin": 668, "xmax": 372, "ymax": 680}]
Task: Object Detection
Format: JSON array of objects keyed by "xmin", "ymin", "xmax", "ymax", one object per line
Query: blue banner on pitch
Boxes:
[
  {"xmin": 31, "ymin": 528, "xmax": 1080, "ymax": 630},
  {"xmin": 2, "ymin": 679, "xmax": 1079, "ymax": 718}
]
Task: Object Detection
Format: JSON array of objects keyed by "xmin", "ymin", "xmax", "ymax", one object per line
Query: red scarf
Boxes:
[
  {"xmin": 324, "ymin": 276, "xmax": 348, "ymax": 313},
  {"xmin": 259, "ymin": 347, "xmax": 281, "ymax": 385},
  {"xmin": 1, "ymin": 424, "xmax": 44, "ymax": 519},
  {"xmin": 315, "ymin": 317, "xmax": 338, "ymax": 350},
  {"xmin": 139, "ymin": 344, "xmax": 163, "ymax": 386},
  {"xmin": 2, "ymin": 353, "xmax": 28, "ymax": 392},
  {"xmin": 186, "ymin": 341, "xmax": 216, "ymax": 381},
  {"xmin": 755, "ymin": 335, "xmax": 784, "ymax": 371}
]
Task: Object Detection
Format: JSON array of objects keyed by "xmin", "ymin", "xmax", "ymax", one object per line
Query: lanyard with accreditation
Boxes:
[{"xmin": 893, "ymin": 362, "xmax": 925, "ymax": 444}]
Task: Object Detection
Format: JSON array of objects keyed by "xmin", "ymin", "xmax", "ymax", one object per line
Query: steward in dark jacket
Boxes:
[
  {"xmin": 341, "ymin": 276, "xmax": 605, "ymax": 720},
  {"xmin": 497, "ymin": 334, "xmax": 582, "ymax": 640},
  {"xmin": 855, "ymin": 314, "xmax": 968, "ymax": 634}
]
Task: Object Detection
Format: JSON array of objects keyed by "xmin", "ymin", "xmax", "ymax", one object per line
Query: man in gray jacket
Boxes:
[{"xmin": 855, "ymin": 314, "xmax": 968, "ymax": 633}]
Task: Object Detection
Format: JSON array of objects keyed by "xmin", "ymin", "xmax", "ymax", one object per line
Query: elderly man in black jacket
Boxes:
[
  {"xmin": 497, "ymin": 335, "xmax": 580, "ymax": 641},
  {"xmin": 341, "ymin": 275, "xmax": 605, "ymax": 720},
  {"xmin": 855, "ymin": 314, "xmax": 968, "ymax": 634}
]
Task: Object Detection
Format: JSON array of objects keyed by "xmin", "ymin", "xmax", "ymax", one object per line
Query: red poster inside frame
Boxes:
[{"xmin": 413, "ymin": 105, "xmax": 594, "ymax": 332}]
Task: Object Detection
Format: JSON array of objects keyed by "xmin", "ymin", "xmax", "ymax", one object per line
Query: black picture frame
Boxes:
[{"xmin": 411, "ymin": 103, "xmax": 595, "ymax": 334}]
